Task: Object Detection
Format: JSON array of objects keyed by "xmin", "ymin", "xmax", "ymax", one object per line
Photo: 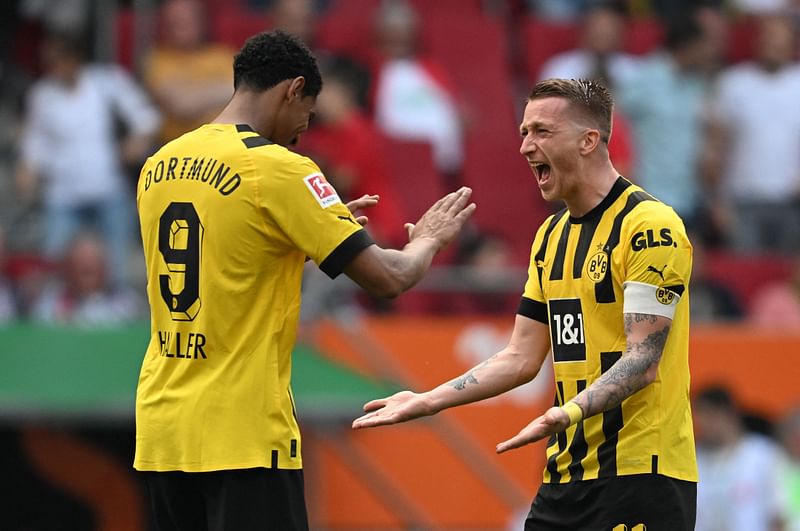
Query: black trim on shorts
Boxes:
[
  {"xmin": 320, "ymin": 230, "xmax": 375, "ymax": 279},
  {"xmin": 518, "ymin": 297, "xmax": 548, "ymax": 324}
]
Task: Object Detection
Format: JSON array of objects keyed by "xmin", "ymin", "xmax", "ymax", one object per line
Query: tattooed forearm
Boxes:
[
  {"xmin": 450, "ymin": 371, "xmax": 478, "ymax": 390},
  {"xmin": 573, "ymin": 315, "xmax": 670, "ymax": 419},
  {"xmin": 448, "ymin": 354, "xmax": 497, "ymax": 391}
]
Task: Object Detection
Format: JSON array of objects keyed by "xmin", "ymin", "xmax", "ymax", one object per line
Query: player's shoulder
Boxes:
[
  {"xmin": 246, "ymin": 142, "xmax": 321, "ymax": 178},
  {"xmin": 623, "ymin": 184, "xmax": 686, "ymax": 231}
]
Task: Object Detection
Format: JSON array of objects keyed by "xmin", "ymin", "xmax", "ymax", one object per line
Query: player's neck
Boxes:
[
  {"xmin": 563, "ymin": 161, "xmax": 619, "ymax": 218},
  {"xmin": 212, "ymin": 90, "xmax": 276, "ymax": 139}
]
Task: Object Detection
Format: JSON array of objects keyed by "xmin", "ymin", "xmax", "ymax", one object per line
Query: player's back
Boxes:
[{"xmin": 134, "ymin": 123, "xmax": 324, "ymax": 472}]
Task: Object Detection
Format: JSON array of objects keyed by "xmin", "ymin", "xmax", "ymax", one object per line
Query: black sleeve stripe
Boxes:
[
  {"xmin": 664, "ymin": 284, "xmax": 685, "ymax": 297},
  {"xmin": 242, "ymin": 136, "xmax": 273, "ymax": 149},
  {"xmin": 236, "ymin": 123, "xmax": 255, "ymax": 133},
  {"xmin": 518, "ymin": 297, "xmax": 548, "ymax": 324},
  {"xmin": 320, "ymin": 230, "xmax": 375, "ymax": 279}
]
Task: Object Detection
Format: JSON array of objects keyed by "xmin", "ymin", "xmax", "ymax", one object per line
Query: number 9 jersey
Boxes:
[
  {"xmin": 134, "ymin": 124, "xmax": 373, "ymax": 472},
  {"xmin": 517, "ymin": 177, "xmax": 698, "ymax": 485}
]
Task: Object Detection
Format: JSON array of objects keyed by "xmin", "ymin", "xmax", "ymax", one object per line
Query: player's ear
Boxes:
[
  {"xmin": 286, "ymin": 76, "xmax": 306, "ymax": 103},
  {"xmin": 580, "ymin": 128, "xmax": 601, "ymax": 155}
]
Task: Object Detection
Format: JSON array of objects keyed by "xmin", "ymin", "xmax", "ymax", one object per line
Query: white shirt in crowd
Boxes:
[
  {"xmin": 711, "ymin": 62, "xmax": 800, "ymax": 203},
  {"xmin": 374, "ymin": 59, "xmax": 463, "ymax": 173},
  {"xmin": 696, "ymin": 434, "xmax": 788, "ymax": 531},
  {"xmin": 20, "ymin": 64, "xmax": 160, "ymax": 207}
]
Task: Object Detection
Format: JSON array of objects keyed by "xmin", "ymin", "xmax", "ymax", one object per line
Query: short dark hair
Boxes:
[
  {"xmin": 528, "ymin": 78, "xmax": 614, "ymax": 143},
  {"xmin": 233, "ymin": 30, "xmax": 322, "ymax": 97}
]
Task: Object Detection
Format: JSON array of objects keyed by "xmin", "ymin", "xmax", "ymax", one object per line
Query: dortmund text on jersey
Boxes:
[{"xmin": 134, "ymin": 124, "xmax": 373, "ymax": 472}]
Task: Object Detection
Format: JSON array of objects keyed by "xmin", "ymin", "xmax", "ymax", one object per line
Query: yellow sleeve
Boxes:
[
  {"xmin": 620, "ymin": 203, "xmax": 693, "ymax": 319},
  {"xmin": 260, "ymin": 154, "xmax": 374, "ymax": 278}
]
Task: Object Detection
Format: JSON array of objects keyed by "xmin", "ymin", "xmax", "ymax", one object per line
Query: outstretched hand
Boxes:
[
  {"xmin": 352, "ymin": 391, "xmax": 435, "ymax": 429},
  {"xmin": 405, "ymin": 187, "xmax": 476, "ymax": 249},
  {"xmin": 495, "ymin": 406, "xmax": 570, "ymax": 454},
  {"xmin": 346, "ymin": 194, "xmax": 380, "ymax": 226}
]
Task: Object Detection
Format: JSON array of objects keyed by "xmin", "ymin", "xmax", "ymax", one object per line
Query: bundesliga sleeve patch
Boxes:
[
  {"xmin": 303, "ymin": 172, "xmax": 342, "ymax": 208},
  {"xmin": 622, "ymin": 281, "xmax": 681, "ymax": 319}
]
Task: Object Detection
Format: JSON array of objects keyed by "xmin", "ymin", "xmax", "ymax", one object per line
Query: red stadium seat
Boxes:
[
  {"xmin": 424, "ymin": 13, "xmax": 549, "ymax": 262},
  {"xmin": 382, "ymin": 139, "xmax": 444, "ymax": 222},
  {"xmin": 624, "ymin": 17, "xmax": 663, "ymax": 55},
  {"xmin": 520, "ymin": 19, "xmax": 581, "ymax": 81},
  {"xmin": 704, "ymin": 252, "xmax": 794, "ymax": 309},
  {"xmin": 211, "ymin": 9, "xmax": 272, "ymax": 50},
  {"xmin": 114, "ymin": 8, "xmax": 136, "ymax": 71}
]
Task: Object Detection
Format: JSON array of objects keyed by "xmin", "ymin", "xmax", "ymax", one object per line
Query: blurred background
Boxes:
[{"xmin": 1, "ymin": 0, "xmax": 800, "ymax": 529}]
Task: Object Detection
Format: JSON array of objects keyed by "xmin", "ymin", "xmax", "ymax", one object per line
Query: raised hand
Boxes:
[
  {"xmin": 495, "ymin": 406, "xmax": 570, "ymax": 454},
  {"xmin": 352, "ymin": 391, "xmax": 436, "ymax": 429},
  {"xmin": 405, "ymin": 187, "xmax": 476, "ymax": 250},
  {"xmin": 346, "ymin": 194, "xmax": 380, "ymax": 226}
]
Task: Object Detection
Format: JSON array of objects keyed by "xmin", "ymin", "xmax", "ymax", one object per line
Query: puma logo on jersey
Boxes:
[{"xmin": 647, "ymin": 265, "xmax": 666, "ymax": 281}]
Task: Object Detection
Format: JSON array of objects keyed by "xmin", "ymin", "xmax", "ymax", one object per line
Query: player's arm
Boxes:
[
  {"xmin": 343, "ymin": 187, "xmax": 475, "ymax": 298},
  {"xmin": 352, "ymin": 315, "xmax": 551, "ymax": 429},
  {"xmin": 496, "ymin": 312, "xmax": 671, "ymax": 453}
]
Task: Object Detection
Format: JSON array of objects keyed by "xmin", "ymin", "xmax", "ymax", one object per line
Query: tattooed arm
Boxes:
[
  {"xmin": 352, "ymin": 315, "xmax": 551, "ymax": 429},
  {"xmin": 496, "ymin": 313, "xmax": 671, "ymax": 453},
  {"xmin": 572, "ymin": 313, "xmax": 670, "ymax": 419}
]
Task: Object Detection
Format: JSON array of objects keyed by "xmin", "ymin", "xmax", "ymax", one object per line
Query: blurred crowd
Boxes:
[
  {"xmin": 0, "ymin": 0, "xmax": 799, "ymax": 328},
  {"xmin": 1, "ymin": 0, "xmax": 800, "ymax": 527}
]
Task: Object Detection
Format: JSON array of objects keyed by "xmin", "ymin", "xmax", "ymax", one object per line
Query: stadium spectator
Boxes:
[
  {"xmin": 271, "ymin": 0, "xmax": 318, "ymax": 47},
  {"xmin": 537, "ymin": 2, "xmax": 638, "ymax": 177},
  {"xmin": 694, "ymin": 385, "xmax": 788, "ymax": 531},
  {"xmin": 372, "ymin": 0, "xmax": 464, "ymax": 182},
  {"xmin": 134, "ymin": 30, "xmax": 474, "ymax": 530},
  {"xmin": 31, "ymin": 231, "xmax": 143, "ymax": 326},
  {"xmin": 16, "ymin": 29, "xmax": 159, "ymax": 287},
  {"xmin": 538, "ymin": 3, "xmax": 640, "ymax": 87},
  {"xmin": 617, "ymin": 15, "xmax": 715, "ymax": 228},
  {"xmin": 749, "ymin": 257, "xmax": 800, "ymax": 328},
  {"xmin": 525, "ymin": 0, "xmax": 590, "ymax": 22},
  {"xmin": 355, "ymin": 79, "xmax": 698, "ymax": 530},
  {"xmin": 143, "ymin": 0, "xmax": 234, "ymax": 145},
  {"xmin": 779, "ymin": 406, "xmax": 800, "ymax": 530},
  {"xmin": 0, "ymin": 225, "xmax": 18, "ymax": 323},
  {"xmin": 706, "ymin": 14, "xmax": 800, "ymax": 254},
  {"xmin": 444, "ymin": 230, "xmax": 521, "ymax": 315},
  {"xmin": 300, "ymin": 57, "xmax": 406, "ymax": 246}
]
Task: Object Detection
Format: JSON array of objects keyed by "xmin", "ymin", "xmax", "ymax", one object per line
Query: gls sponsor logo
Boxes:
[{"xmin": 631, "ymin": 228, "xmax": 675, "ymax": 251}]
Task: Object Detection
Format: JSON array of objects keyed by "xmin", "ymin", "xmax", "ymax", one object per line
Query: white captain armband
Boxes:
[{"xmin": 622, "ymin": 281, "xmax": 683, "ymax": 319}]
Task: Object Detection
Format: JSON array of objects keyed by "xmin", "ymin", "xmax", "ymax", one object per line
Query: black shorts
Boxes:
[
  {"xmin": 141, "ymin": 468, "xmax": 308, "ymax": 531},
  {"xmin": 525, "ymin": 474, "xmax": 696, "ymax": 531}
]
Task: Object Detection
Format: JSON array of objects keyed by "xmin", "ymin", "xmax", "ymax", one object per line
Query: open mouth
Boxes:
[{"xmin": 531, "ymin": 162, "xmax": 551, "ymax": 184}]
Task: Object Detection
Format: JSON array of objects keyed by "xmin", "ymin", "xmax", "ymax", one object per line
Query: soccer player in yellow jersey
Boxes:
[
  {"xmin": 134, "ymin": 31, "xmax": 475, "ymax": 530},
  {"xmin": 353, "ymin": 79, "xmax": 697, "ymax": 530}
]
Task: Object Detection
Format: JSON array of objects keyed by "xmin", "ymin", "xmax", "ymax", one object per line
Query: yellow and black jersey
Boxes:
[
  {"xmin": 518, "ymin": 177, "xmax": 697, "ymax": 484},
  {"xmin": 134, "ymin": 123, "xmax": 373, "ymax": 472}
]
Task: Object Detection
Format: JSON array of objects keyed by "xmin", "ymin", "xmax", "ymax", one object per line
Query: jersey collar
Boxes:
[{"xmin": 568, "ymin": 176, "xmax": 630, "ymax": 225}]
